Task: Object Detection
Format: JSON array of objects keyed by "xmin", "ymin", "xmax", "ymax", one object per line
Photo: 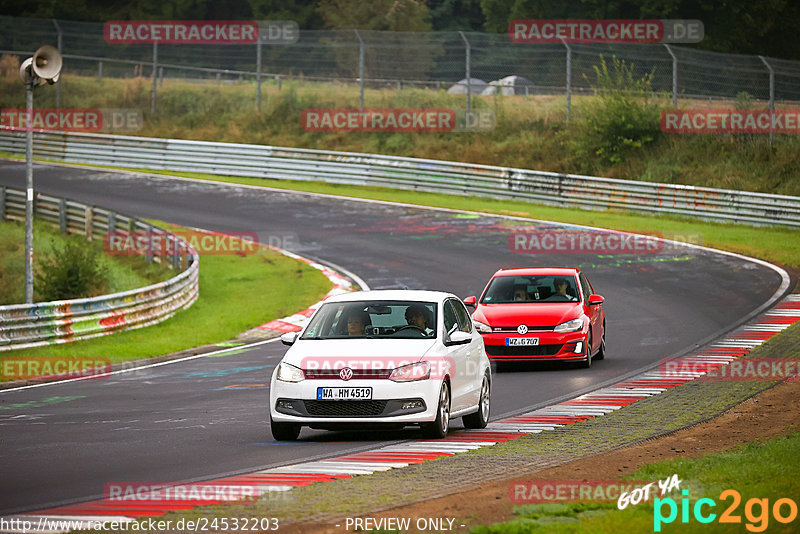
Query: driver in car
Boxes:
[
  {"xmin": 405, "ymin": 304, "xmax": 434, "ymax": 335},
  {"xmin": 553, "ymin": 278, "xmax": 578, "ymax": 301}
]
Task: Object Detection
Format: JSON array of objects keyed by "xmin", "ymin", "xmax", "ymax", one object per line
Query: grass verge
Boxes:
[
  {"xmin": 0, "ymin": 218, "xmax": 172, "ymax": 305},
  {"xmin": 475, "ymin": 430, "xmax": 800, "ymax": 533},
  {"xmin": 0, "ymin": 221, "xmax": 332, "ymax": 367}
]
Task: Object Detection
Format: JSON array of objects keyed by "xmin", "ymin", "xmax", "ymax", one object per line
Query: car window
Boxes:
[
  {"xmin": 443, "ymin": 300, "xmax": 459, "ymax": 334},
  {"xmin": 451, "ymin": 298, "xmax": 473, "ymax": 333},
  {"xmin": 579, "ymin": 273, "xmax": 593, "ymax": 301},
  {"xmin": 301, "ymin": 300, "xmax": 437, "ymax": 339},
  {"xmin": 480, "ymin": 275, "xmax": 579, "ymax": 303}
]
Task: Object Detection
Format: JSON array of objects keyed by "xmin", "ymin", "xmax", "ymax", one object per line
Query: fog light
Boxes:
[
  {"xmin": 573, "ymin": 341, "xmax": 583, "ymax": 354},
  {"xmin": 277, "ymin": 400, "xmax": 294, "ymax": 409},
  {"xmin": 402, "ymin": 400, "xmax": 424, "ymax": 410}
]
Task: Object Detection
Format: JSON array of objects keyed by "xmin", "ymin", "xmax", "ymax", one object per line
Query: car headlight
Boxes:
[
  {"xmin": 276, "ymin": 362, "xmax": 304, "ymax": 382},
  {"xmin": 389, "ymin": 361, "xmax": 430, "ymax": 382},
  {"xmin": 554, "ymin": 318, "xmax": 583, "ymax": 333},
  {"xmin": 473, "ymin": 320, "xmax": 492, "ymax": 334}
]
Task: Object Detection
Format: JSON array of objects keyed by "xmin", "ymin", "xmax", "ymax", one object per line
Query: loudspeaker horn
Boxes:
[{"xmin": 32, "ymin": 45, "xmax": 63, "ymax": 82}]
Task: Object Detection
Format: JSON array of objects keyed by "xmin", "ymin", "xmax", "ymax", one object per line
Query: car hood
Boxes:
[
  {"xmin": 282, "ymin": 338, "xmax": 438, "ymax": 370},
  {"xmin": 473, "ymin": 303, "xmax": 581, "ymax": 327}
]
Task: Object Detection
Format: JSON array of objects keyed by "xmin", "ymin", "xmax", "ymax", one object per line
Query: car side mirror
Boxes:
[
  {"xmin": 280, "ymin": 332, "xmax": 299, "ymax": 346},
  {"xmin": 588, "ymin": 294, "xmax": 605, "ymax": 306},
  {"xmin": 445, "ymin": 329, "xmax": 471, "ymax": 346},
  {"xmin": 463, "ymin": 296, "xmax": 476, "ymax": 307}
]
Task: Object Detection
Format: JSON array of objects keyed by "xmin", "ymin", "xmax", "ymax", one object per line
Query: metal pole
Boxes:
[
  {"xmin": 564, "ymin": 41, "xmax": 572, "ymax": 123},
  {"xmin": 664, "ymin": 44, "xmax": 678, "ymax": 108},
  {"xmin": 354, "ymin": 30, "xmax": 364, "ymax": 109},
  {"xmin": 52, "ymin": 19, "xmax": 62, "ymax": 108},
  {"xmin": 151, "ymin": 42, "xmax": 158, "ymax": 115},
  {"xmin": 98, "ymin": 60, "xmax": 103, "ymax": 82},
  {"xmin": 459, "ymin": 31, "xmax": 471, "ymax": 113},
  {"xmin": 759, "ymin": 55, "xmax": 775, "ymax": 147},
  {"xmin": 25, "ymin": 81, "xmax": 34, "ymax": 303},
  {"xmin": 256, "ymin": 36, "xmax": 262, "ymax": 110}
]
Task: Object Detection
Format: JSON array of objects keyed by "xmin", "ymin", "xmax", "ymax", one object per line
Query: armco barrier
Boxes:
[
  {"xmin": 1, "ymin": 130, "xmax": 799, "ymax": 228},
  {"xmin": 0, "ymin": 186, "xmax": 199, "ymax": 351}
]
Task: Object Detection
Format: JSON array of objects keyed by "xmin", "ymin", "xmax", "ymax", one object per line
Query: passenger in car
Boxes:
[{"xmin": 346, "ymin": 310, "xmax": 370, "ymax": 336}]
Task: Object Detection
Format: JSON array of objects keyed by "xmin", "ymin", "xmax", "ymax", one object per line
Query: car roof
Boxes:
[
  {"xmin": 491, "ymin": 267, "xmax": 580, "ymax": 277},
  {"xmin": 324, "ymin": 289, "xmax": 455, "ymax": 303}
]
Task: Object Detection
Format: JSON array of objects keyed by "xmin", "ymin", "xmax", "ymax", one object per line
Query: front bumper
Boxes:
[
  {"xmin": 480, "ymin": 330, "xmax": 586, "ymax": 362},
  {"xmin": 269, "ymin": 377, "xmax": 442, "ymax": 425}
]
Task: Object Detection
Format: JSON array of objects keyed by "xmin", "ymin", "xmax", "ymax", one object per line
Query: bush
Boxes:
[
  {"xmin": 35, "ymin": 239, "xmax": 109, "ymax": 301},
  {"xmin": 571, "ymin": 56, "xmax": 665, "ymax": 169}
]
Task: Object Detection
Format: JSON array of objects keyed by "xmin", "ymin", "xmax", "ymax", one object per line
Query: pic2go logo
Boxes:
[{"xmin": 654, "ymin": 489, "xmax": 798, "ymax": 532}]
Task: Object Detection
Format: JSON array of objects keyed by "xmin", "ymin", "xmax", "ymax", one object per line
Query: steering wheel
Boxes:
[{"xmin": 394, "ymin": 324, "xmax": 427, "ymax": 336}]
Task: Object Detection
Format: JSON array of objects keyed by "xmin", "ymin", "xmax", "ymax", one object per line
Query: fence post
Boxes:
[
  {"xmin": 458, "ymin": 31, "xmax": 472, "ymax": 113},
  {"xmin": 59, "ymin": 198, "xmax": 67, "ymax": 232},
  {"xmin": 145, "ymin": 223, "xmax": 153, "ymax": 264},
  {"xmin": 256, "ymin": 33, "xmax": 262, "ymax": 110},
  {"xmin": 759, "ymin": 56, "xmax": 775, "ymax": 148},
  {"xmin": 563, "ymin": 41, "xmax": 572, "ymax": 123},
  {"xmin": 151, "ymin": 42, "xmax": 158, "ymax": 115},
  {"xmin": 98, "ymin": 60, "xmax": 103, "ymax": 82},
  {"xmin": 354, "ymin": 29, "xmax": 364, "ymax": 109},
  {"xmin": 0, "ymin": 187, "xmax": 5, "ymax": 221},
  {"xmin": 52, "ymin": 19, "xmax": 62, "ymax": 108},
  {"xmin": 85, "ymin": 206, "xmax": 93, "ymax": 241},
  {"xmin": 664, "ymin": 44, "xmax": 678, "ymax": 108}
]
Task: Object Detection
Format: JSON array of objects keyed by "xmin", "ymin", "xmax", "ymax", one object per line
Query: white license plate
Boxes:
[
  {"xmin": 506, "ymin": 337, "xmax": 540, "ymax": 346},
  {"xmin": 316, "ymin": 387, "xmax": 373, "ymax": 400}
]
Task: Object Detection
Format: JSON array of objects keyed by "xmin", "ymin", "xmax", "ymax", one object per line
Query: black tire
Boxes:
[
  {"xmin": 463, "ymin": 373, "xmax": 490, "ymax": 429},
  {"xmin": 596, "ymin": 324, "xmax": 606, "ymax": 361},
  {"xmin": 580, "ymin": 334, "xmax": 592, "ymax": 369},
  {"xmin": 421, "ymin": 381, "xmax": 450, "ymax": 439},
  {"xmin": 271, "ymin": 420, "xmax": 301, "ymax": 441}
]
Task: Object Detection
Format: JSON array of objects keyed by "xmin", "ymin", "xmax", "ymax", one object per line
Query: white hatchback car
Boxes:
[{"xmin": 269, "ymin": 290, "xmax": 492, "ymax": 440}]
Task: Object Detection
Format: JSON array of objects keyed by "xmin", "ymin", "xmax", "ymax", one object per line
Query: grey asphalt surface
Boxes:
[{"xmin": 0, "ymin": 160, "xmax": 786, "ymax": 514}]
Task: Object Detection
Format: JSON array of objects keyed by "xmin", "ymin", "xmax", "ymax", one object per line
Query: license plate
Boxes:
[
  {"xmin": 316, "ymin": 387, "xmax": 373, "ymax": 400},
  {"xmin": 506, "ymin": 337, "xmax": 539, "ymax": 346}
]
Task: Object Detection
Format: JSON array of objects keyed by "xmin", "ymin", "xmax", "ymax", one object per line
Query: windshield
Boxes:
[
  {"xmin": 300, "ymin": 301, "xmax": 437, "ymax": 339},
  {"xmin": 481, "ymin": 275, "xmax": 580, "ymax": 304}
]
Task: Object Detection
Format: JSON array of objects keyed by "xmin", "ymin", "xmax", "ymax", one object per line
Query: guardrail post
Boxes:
[
  {"xmin": 664, "ymin": 44, "xmax": 678, "ymax": 108},
  {"xmin": 459, "ymin": 31, "xmax": 471, "ymax": 113},
  {"xmin": 354, "ymin": 30, "xmax": 364, "ymax": 109},
  {"xmin": 759, "ymin": 56, "xmax": 775, "ymax": 148},
  {"xmin": 107, "ymin": 211, "xmax": 116, "ymax": 238},
  {"xmin": 171, "ymin": 235, "xmax": 179, "ymax": 269},
  {"xmin": 563, "ymin": 41, "xmax": 572, "ymax": 123},
  {"xmin": 0, "ymin": 187, "xmax": 5, "ymax": 221},
  {"xmin": 85, "ymin": 206, "xmax": 93, "ymax": 241},
  {"xmin": 59, "ymin": 198, "xmax": 67, "ymax": 232}
]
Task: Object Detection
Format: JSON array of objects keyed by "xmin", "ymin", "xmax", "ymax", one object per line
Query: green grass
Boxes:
[
  {"xmin": 473, "ymin": 430, "xmax": 800, "ymax": 533},
  {"xmin": 1, "ymin": 68, "xmax": 799, "ymax": 196},
  {"xmin": 0, "ymin": 219, "xmax": 172, "ymax": 305},
  {"xmin": 1, "ymin": 222, "xmax": 332, "ymax": 366}
]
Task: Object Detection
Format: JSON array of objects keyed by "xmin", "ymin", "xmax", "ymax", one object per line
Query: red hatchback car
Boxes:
[{"xmin": 464, "ymin": 267, "xmax": 606, "ymax": 368}]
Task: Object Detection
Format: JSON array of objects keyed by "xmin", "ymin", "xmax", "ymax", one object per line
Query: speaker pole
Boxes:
[{"xmin": 24, "ymin": 79, "xmax": 34, "ymax": 303}]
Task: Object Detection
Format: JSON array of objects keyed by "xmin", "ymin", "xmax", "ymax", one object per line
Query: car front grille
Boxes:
[
  {"xmin": 303, "ymin": 400, "xmax": 388, "ymax": 417},
  {"xmin": 485, "ymin": 344, "xmax": 563, "ymax": 357}
]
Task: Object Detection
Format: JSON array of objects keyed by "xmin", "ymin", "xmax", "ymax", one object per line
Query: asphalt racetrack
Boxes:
[{"xmin": 0, "ymin": 160, "xmax": 787, "ymax": 514}]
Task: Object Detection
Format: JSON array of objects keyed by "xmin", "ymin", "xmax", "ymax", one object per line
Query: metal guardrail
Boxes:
[
  {"xmin": 1, "ymin": 130, "xmax": 799, "ymax": 228},
  {"xmin": 0, "ymin": 185, "xmax": 199, "ymax": 351}
]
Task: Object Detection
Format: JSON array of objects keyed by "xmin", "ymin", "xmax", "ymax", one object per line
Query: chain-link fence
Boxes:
[{"xmin": 2, "ymin": 15, "xmax": 800, "ymax": 114}]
